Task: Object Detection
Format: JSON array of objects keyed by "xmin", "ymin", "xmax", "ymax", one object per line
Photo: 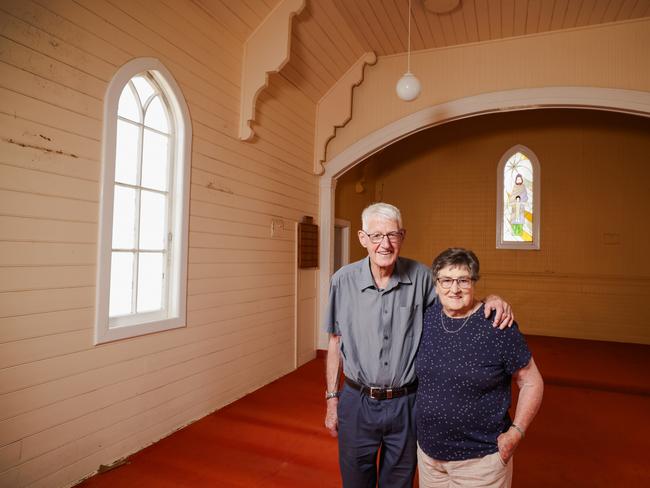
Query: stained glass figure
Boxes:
[{"xmin": 503, "ymin": 152, "xmax": 534, "ymax": 242}]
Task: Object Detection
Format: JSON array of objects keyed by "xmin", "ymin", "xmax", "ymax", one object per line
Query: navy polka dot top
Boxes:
[{"xmin": 416, "ymin": 301, "xmax": 531, "ymax": 461}]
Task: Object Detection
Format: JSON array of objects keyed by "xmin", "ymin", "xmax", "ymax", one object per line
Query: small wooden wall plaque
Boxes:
[{"xmin": 298, "ymin": 222, "xmax": 318, "ymax": 269}]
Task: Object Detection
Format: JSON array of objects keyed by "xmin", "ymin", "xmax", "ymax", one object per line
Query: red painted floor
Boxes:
[{"xmin": 77, "ymin": 336, "xmax": 650, "ymax": 487}]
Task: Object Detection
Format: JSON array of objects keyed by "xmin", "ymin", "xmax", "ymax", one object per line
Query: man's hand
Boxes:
[
  {"xmin": 325, "ymin": 398, "xmax": 338, "ymax": 437},
  {"xmin": 484, "ymin": 295, "xmax": 514, "ymax": 329},
  {"xmin": 497, "ymin": 427, "xmax": 522, "ymax": 463},
  {"xmin": 325, "ymin": 334, "xmax": 341, "ymax": 437}
]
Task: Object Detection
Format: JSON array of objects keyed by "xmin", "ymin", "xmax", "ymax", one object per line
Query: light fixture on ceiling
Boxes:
[
  {"xmin": 396, "ymin": 0, "xmax": 421, "ymax": 101},
  {"xmin": 424, "ymin": 0, "xmax": 460, "ymax": 14}
]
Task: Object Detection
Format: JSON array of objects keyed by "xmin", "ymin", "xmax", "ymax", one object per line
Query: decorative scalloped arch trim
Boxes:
[
  {"xmin": 322, "ymin": 87, "xmax": 650, "ymax": 179},
  {"xmin": 313, "ymin": 52, "xmax": 377, "ymax": 174},
  {"xmin": 239, "ymin": 0, "xmax": 305, "ymax": 141}
]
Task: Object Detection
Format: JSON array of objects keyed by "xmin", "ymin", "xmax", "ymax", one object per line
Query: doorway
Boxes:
[{"xmin": 333, "ymin": 219, "xmax": 351, "ymax": 273}]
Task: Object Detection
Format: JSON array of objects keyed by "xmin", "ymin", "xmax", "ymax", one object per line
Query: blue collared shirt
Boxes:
[{"xmin": 324, "ymin": 256, "xmax": 437, "ymax": 387}]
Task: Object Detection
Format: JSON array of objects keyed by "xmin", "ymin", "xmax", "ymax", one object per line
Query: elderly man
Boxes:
[{"xmin": 324, "ymin": 202, "xmax": 513, "ymax": 488}]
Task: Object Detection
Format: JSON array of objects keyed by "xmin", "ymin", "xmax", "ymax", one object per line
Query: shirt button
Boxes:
[
  {"xmin": 384, "ymin": 310, "xmax": 388, "ymax": 314},
  {"xmin": 384, "ymin": 362, "xmax": 388, "ymax": 366},
  {"xmin": 384, "ymin": 336, "xmax": 389, "ymax": 340}
]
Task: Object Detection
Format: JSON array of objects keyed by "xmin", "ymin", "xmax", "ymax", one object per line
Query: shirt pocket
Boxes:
[{"xmin": 397, "ymin": 304, "xmax": 418, "ymax": 337}]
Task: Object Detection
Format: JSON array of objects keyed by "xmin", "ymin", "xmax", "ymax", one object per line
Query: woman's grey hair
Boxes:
[
  {"xmin": 431, "ymin": 248, "xmax": 480, "ymax": 281},
  {"xmin": 361, "ymin": 202, "xmax": 403, "ymax": 231}
]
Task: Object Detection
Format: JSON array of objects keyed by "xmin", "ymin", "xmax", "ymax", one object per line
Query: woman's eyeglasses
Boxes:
[{"xmin": 436, "ymin": 277, "xmax": 474, "ymax": 289}]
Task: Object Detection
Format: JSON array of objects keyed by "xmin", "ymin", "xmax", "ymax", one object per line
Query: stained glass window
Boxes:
[{"xmin": 497, "ymin": 145, "xmax": 540, "ymax": 249}]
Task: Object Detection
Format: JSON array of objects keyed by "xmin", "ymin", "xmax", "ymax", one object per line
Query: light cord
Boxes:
[{"xmin": 407, "ymin": 0, "xmax": 412, "ymax": 72}]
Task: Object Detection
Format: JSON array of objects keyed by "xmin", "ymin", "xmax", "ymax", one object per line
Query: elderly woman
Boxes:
[{"xmin": 416, "ymin": 248, "xmax": 543, "ymax": 487}]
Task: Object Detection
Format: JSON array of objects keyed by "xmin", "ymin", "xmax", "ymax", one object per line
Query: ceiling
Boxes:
[{"xmin": 197, "ymin": 0, "xmax": 650, "ymax": 102}]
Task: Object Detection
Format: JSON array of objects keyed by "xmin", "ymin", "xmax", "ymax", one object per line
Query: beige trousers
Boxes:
[{"xmin": 417, "ymin": 444, "xmax": 513, "ymax": 488}]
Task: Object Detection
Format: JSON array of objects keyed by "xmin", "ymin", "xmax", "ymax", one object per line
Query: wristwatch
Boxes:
[{"xmin": 325, "ymin": 390, "xmax": 340, "ymax": 400}]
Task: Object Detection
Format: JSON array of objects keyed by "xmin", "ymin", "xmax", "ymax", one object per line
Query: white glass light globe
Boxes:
[{"xmin": 396, "ymin": 72, "xmax": 421, "ymax": 101}]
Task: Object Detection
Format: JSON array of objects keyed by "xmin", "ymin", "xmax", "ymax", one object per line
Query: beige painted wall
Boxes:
[
  {"xmin": 0, "ymin": 1, "xmax": 317, "ymax": 486},
  {"xmin": 326, "ymin": 18, "xmax": 650, "ymax": 163},
  {"xmin": 336, "ymin": 109, "xmax": 650, "ymax": 345}
]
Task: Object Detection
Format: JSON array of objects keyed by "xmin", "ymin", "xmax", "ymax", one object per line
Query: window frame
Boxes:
[
  {"xmin": 496, "ymin": 144, "xmax": 541, "ymax": 250},
  {"xmin": 95, "ymin": 58, "xmax": 191, "ymax": 344}
]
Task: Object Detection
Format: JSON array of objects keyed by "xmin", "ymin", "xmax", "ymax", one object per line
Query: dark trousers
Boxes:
[{"xmin": 337, "ymin": 383, "xmax": 417, "ymax": 488}]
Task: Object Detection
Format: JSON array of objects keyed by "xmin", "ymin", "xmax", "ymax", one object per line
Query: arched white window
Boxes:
[
  {"xmin": 496, "ymin": 144, "xmax": 540, "ymax": 250},
  {"xmin": 96, "ymin": 58, "xmax": 191, "ymax": 344}
]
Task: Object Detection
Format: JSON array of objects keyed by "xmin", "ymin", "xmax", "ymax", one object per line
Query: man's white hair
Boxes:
[{"xmin": 361, "ymin": 202, "xmax": 403, "ymax": 231}]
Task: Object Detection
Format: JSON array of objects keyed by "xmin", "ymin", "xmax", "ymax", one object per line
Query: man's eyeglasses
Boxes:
[
  {"xmin": 436, "ymin": 277, "xmax": 474, "ymax": 289},
  {"xmin": 362, "ymin": 231, "xmax": 404, "ymax": 244}
]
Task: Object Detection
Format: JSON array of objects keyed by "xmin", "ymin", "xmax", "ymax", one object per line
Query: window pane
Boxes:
[
  {"xmin": 145, "ymin": 96, "xmax": 170, "ymax": 133},
  {"xmin": 139, "ymin": 190, "xmax": 166, "ymax": 250},
  {"xmin": 132, "ymin": 75, "xmax": 155, "ymax": 105},
  {"xmin": 503, "ymin": 152, "xmax": 534, "ymax": 242},
  {"xmin": 112, "ymin": 185, "xmax": 137, "ymax": 249},
  {"xmin": 117, "ymin": 83, "xmax": 140, "ymax": 122},
  {"xmin": 137, "ymin": 252, "xmax": 163, "ymax": 313},
  {"xmin": 115, "ymin": 120, "xmax": 140, "ymax": 185},
  {"xmin": 142, "ymin": 129, "xmax": 169, "ymax": 191},
  {"xmin": 109, "ymin": 251, "xmax": 134, "ymax": 317}
]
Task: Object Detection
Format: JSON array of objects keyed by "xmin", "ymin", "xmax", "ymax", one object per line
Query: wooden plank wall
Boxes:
[{"xmin": 0, "ymin": 1, "xmax": 318, "ymax": 487}]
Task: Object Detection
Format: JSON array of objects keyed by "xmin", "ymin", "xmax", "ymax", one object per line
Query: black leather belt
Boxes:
[{"xmin": 345, "ymin": 377, "xmax": 417, "ymax": 400}]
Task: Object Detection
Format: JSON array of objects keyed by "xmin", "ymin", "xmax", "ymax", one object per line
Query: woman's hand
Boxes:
[
  {"xmin": 497, "ymin": 427, "xmax": 523, "ymax": 463},
  {"xmin": 498, "ymin": 358, "xmax": 543, "ymax": 463},
  {"xmin": 483, "ymin": 295, "xmax": 514, "ymax": 329}
]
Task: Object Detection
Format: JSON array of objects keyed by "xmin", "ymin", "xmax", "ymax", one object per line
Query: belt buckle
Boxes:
[{"xmin": 369, "ymin": 387, "xmax": 381, "ymax": 400}]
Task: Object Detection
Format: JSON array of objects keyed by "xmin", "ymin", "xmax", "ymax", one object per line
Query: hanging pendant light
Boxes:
[{"xmin": 396, "ymin": 0, "xmax": 421, "ymax": 101}]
